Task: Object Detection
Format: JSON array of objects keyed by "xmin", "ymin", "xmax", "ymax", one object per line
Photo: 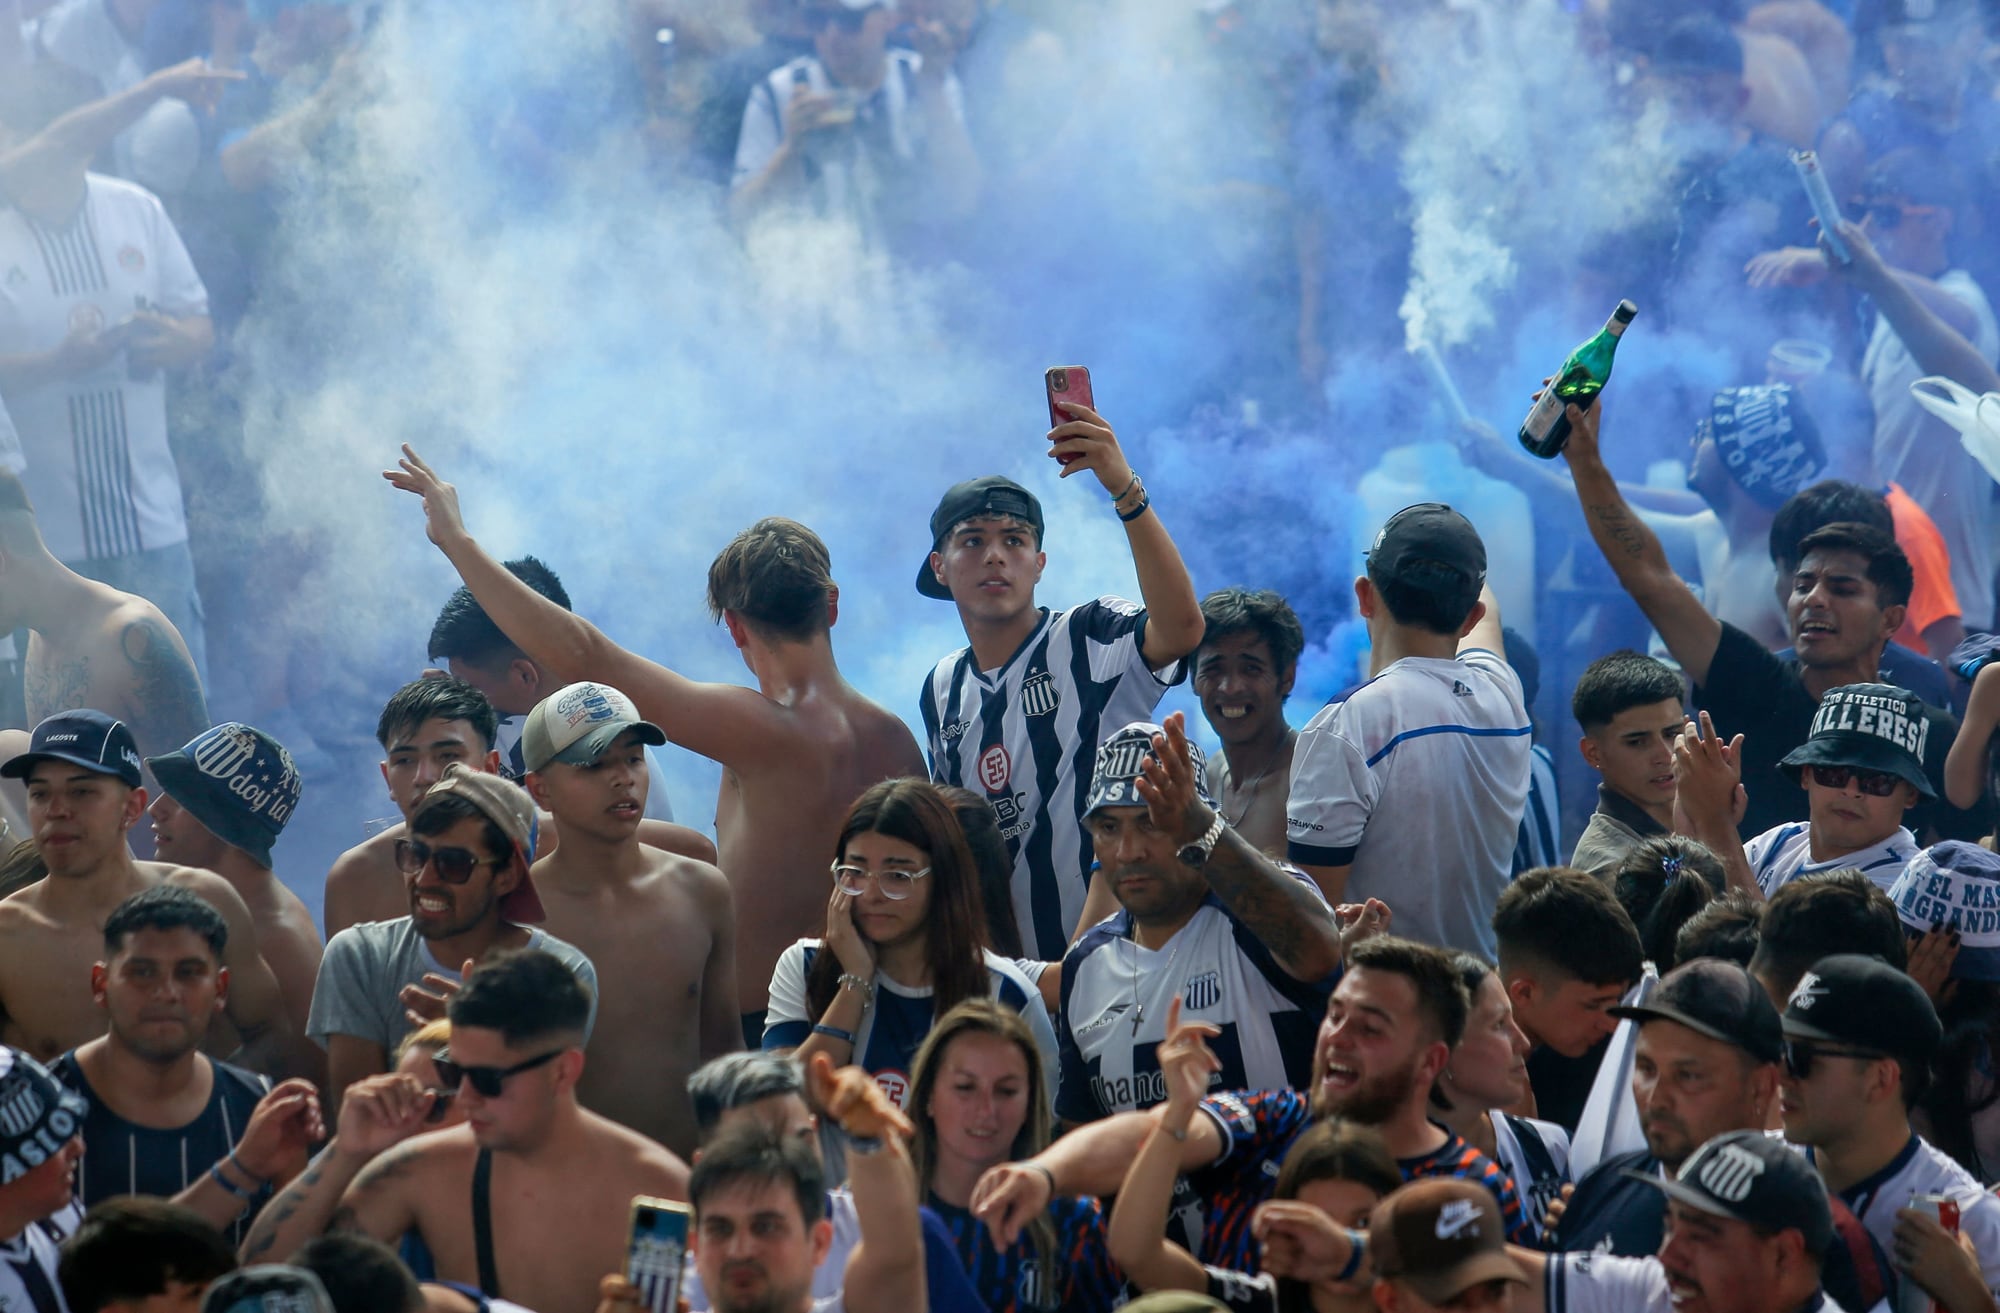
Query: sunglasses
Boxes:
[
  {"xmin": 395, "ymin": 839, "xmax": 507, "ymax": 884},
  {"xmin": 1806, "ymin": 764, "xmax": 1903, "ymax": 797},
  {"xmin": 1782, "ymin": 1039, "xmax": 1887, "ymax": 1080},
  {"xmin": 431, "ymin": 1047, "xmax": 565, "ymax": 1098}
]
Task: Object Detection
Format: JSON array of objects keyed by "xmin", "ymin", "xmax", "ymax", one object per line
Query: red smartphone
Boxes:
[{"xmin": 1045, "ymin": 365, "xmax": 1093, "ymax": 465}]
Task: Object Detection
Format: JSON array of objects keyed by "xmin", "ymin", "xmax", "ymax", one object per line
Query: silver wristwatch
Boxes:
[{"xmin": 1177, "ymin": 810, "xmax": 1228, "ymax": 867}]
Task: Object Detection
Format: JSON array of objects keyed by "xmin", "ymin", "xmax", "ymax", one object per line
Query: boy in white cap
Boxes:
[{"xmin": 520, "ymin": 681, "xmax": 739, "ymax": 1158}]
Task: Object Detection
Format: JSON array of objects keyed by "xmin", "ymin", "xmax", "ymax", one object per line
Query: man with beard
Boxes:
[
  {"xmin": 52, "ymin": 888, "xmax": 321, "ymax": 1246},
  {"xmin": 307, "ymin": 766, "xmax": 598, "ymax": 1102},
  {"xmin": 969, "ymin": 935, "xmax": 1528, "ymax": 1274},
  {"xmin": 241, "ymin": 950, "xmax": 688, "ymax": 1313}
]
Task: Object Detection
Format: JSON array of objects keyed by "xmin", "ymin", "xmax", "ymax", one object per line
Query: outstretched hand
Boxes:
[
  {"xmin": 1155, "ymin": 996, "xmax": 1222, "ymax": 1119},
  {"xmin": 807, "ymin": 1052, "xmax": 915, "ymax": 1143},
  {"xmin": 1134, "ymin": 711, "xmax": 1213, "ymax": 847},
  {"xmin": 1672, "ymin": 711, "xmax": 1745, "ymax": 832},
  {"xmin": 384, "ymin": 445, "xmax": 471, "ymax": 551}
]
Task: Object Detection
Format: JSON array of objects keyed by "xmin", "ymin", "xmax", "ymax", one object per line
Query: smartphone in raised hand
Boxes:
[
  {"xmin": 1045, "ymin": 366, "xmax": 1093, "ymax": 466},
  {"xmin": 627, "ymin": 1196, "xmax": 691, "ymax": 1313}
]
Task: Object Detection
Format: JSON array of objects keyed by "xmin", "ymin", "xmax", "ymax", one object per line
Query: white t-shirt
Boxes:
[
  {"xmin": 1744, "ymin": 822, "xmax": 1919, "ymax": 896},
  {"xmin": 684, "ymin": 1188, "xmax": 861, "ymax": 1310},
  {"xmin": 0, "ymin": 1201, "xmax": 79, "ymax": 1313},
  {"xmin": 1285, "ymin": 648, "xmax": 1532, "ymax": 957},
  {"xmin": 1547, "ymin": 1251, "xmax": 1850, "ymax": 1313},
  {"xmin": 0, "ymin": 173, "xmax": 208, "ymax": 562},
  {"xmin": 1802, "ymin": 1134, "xmax": 2000, "ymax": 1300},
  {"xmin": 1494, "ymin": 1113, "xmax": 1572, "ymax": 1243},
  {"xmin": 1863, "ymin": 268, "xmax": 2000, "ymax": 631}
]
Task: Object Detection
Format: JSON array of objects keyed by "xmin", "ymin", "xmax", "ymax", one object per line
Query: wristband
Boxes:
[
  {"xmin": 812, "ymin": 1023, "xmax": 856, "ymax": 1044},
  {"xmin": 1334, "ymin": 1229, "xmax": 1366, "ymax": 1283},
  {"xmin": 1109, "ymin": 472, "xmax": 1140, "ymax": 503},
  {"xmin": 227, "ymin": 1150, "xmax": 264, "ymax": 1186},
  {"xmin": 1117, "ymin": 491, "xmax": 1152, "ymax": 523},
  {"xmin": 844, "ymin": 1131, "xmax": 886, "ymax": 1157},
  {"xmin": 1026, "ymin": 1161, "xmax": 1057, "ymax": 1199},
  {"xmin": 209, "ymin": 1161, "xmax": 257, "ymax": 1201}
]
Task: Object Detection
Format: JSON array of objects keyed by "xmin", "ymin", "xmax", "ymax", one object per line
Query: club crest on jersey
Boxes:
[
  {"xmin": 978, "ymin": 743, "xmax": 1011, "ymax": 793},
  {"xmin": 1019, "ymin": 671, "xmax": 1059, "ymax": 718},
  {"xmin": 875, "ymin": 1068, "xmax": 910, "ymax": 1108},
  {"xmin": 117, "ymin": 245, "xmax": 145, "ymax": 273},
  {"xmin": 1183, "ymin": 970, "xmax": 1221, "ymax": 1010}
]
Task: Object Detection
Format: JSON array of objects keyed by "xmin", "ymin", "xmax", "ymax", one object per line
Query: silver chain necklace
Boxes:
[{"xmin": 1129, "ymin": 923, "xmax": 1191, "ymax": 1037}]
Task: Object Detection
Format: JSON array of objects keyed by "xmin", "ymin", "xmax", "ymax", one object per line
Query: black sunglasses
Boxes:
[
  {"xmin": 1781, "ymin": 1039, "xmax": 1887, "ymax": 1080},
  {"xmin": 1806, "ymin": 764, "xmax": 1903, "ymax": 797},
  {"xmin": 394, "ymin": 838, "xmax": 506, "ymax": 884},
  {"xmin": 430, "ymin": 1047, "xmax": 565, "ymax": 1098}
]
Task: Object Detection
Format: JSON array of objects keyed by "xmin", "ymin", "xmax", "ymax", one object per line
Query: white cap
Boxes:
[{"xmin": 521, "ymin": 682, "xmax": 666, "ymax": 773}]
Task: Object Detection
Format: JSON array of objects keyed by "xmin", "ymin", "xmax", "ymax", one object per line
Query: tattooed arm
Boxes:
[
  {"xmin": 1559, "ymin": 399, "xmax": 1723, "ymax": 687},
  {"xmin": 118, "ymin": 615, "xmax": 211, "ymax": 756},
  {"xmin": 239, "ymin": 1072, "xmax": 434, "ymax": 1262},
  {"xmin": 1138, "ymin": 713, "xmax": 1342, "ymax": 982}
]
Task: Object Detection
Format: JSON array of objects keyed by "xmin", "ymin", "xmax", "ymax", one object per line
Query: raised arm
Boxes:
[
  {"xmin": 1106, "ymin": 1001, "xmax": 1221, "ymax": 1294},
  {"xmin": 1460, "ymin": 583, "xmax": 1506, "ymax": 662},
  {"xmin": 386, "ymin": 447, "xmax": 786, "ymax": 768},
  {"xmin": 1946, "ymin": 664, "xmax": 2000, "ymax": 810},
  {"xmin": 1048, "ymin": 404, "xmax": 1205, "ymax": 670},
  {"xmin": 1671, "ymin": 714, "xmax": 1760, "ymax": 899},
  {"xmin": 1138, "ymin": 713, "xmax": 1341, "ymax": 981},
  {"xmin": 807, "ymin": 1055, "xmax": 925, "ymax": 1313},
  {"xmin": 1838, "ymin": 221, "xmax": 2000, "ymax": 394},
  {"xmin": 1559, "ymin": 399, "xmax": 1723, "ymax": 686},
  {"xmin": 0, "ymin": 60, "xmax": 242, "ymax": 186}
]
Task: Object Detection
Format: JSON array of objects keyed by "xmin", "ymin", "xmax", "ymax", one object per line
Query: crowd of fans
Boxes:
[{"xmin": 4, "ymin": 0, "xmax": 2000, "ymax": 1310}]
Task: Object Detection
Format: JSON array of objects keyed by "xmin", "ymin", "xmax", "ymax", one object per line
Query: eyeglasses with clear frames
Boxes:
[{"xmin": 829, "ymin": 862, "xmax": 931, "ymax": 900}]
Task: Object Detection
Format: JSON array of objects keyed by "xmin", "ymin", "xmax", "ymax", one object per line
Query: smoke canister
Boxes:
[{"xmin": 1894, "ymin": 1194, "xmax": 1961, "ymax": 1313}]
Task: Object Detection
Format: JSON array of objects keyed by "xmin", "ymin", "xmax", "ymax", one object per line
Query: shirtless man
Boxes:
[
  {"xmin": 323, "ymin": 678, "xmax": 718, "ymax": 938},
  {"xmin": 387, "ymin": 448, "xmax": 925, "ymax": 1044},
  {"xmin": 520, "ymin": 681, "xmax": 737, "ymax": 1157},
  {"xmin": 0, "ymin": 711, "xmax": 307, "ymax": 1079},
  {"xmin": 1192, "ymin": 587, "xmax": 1304, "ymax": 856},
  {"xmin": 241, "ymin": 949, "xmax": 690, "ymax": 1313},
  {"xmin": 146, "ymin": 723, "xmax": 321, "ymax": 1048},
  {"xmin": 0, "ymin": 471, "xmax": 207, "ymax": 809}
]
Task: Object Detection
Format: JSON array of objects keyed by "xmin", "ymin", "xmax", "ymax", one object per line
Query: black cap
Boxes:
[
  {"xmin": 0, "ymin": 709, "xmax": 142, "ymax": 790},
  {"xmin": 1612, "ymin": 958, "xmax": 1784, "ymax": 1064},
  {"xmin": 917, "ymin": 476, "xmax": 1045, "ymax": 600},
  {"xmin": 1365, "ymin": 502, "xmax": 1486, "ymax": 589},
  {"xmin": 1778, "ymin": 683, "xmax": 1935, "ymax": 799},
  {"xmin": 1627, "ymin": 1130, "xmax": 1833, "ymax": 1256},
  {"xmin": 147, "ymin": 724, "xmax": 303, "ymax": 868},
  {"xmin": 1783, "ymin": 953, "xmax": 1941, "ymax": 1069}
]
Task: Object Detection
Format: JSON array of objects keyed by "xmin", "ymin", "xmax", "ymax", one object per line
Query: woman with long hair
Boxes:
[
  {"xmin": 1611, "ymin": 835, "xmax": 1723, "ymax": 972},
  {"xmin": 907, "ymin": 999, "xmax": 1121, "ymax": 1313},
  {"xmin": 764, "ymin": 778, "xmax": 1056, "ymax": 1105},
  {"xmin": 1108, "ymin": 1001, "xmax": 1401, "ymax": 1313}
]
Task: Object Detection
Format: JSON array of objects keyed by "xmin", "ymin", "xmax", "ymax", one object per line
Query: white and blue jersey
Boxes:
[
  {"xmin": 1286, "ymin": 648, "xmax": 1532, "ymax": 958},
  {"xmin": 1802, "ymin": 1134, "xmax": 2000, "ymax": 1302},
  {"xmin": 1745, "ymin": 823, "xmax": 1917, "ymax": 896},
  {"xmin": 764, "ymin": 944, "xmax": 1057, "ymax": 1110},
  {"xmin": 921, "ymin": 598, "xmax": 1183, "ymax": 960},
  {"xmin": 1055, "ymin": 889, "xmax": 1334, "ymax": 1124},
  {"xmin": 0, "ymin": 1202, "xmax": 78, "ymax": 1313}
]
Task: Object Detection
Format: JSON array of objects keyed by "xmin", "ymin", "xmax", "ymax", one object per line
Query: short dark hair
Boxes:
[
  {"xmin": 408, "ymin": 791, "xmax": 513, "ymax": 864},
  {"xmin": 1612, "ymin": 837, "xmax": 1725, "ymax": 972},
  {"xmin": 374, "ymin": 677, "xmax": 499, "ymax": 753},
  {"xmin": 58, "ymin": 1198, "xmax": 236, "ymax": 1313},
  {"xmin": 1345, "ymin": 936, "xmax": 1470, "ymax": 1048},
  {"xmin": 688, "ymin": 1051, "xmax": 806, "ymax": 1141},
  {"xmin": 705, "ymin": 518, "xmax": 834, "ymax": 642},
  {"xmin": 1675, "ymin": 890, "xmax": 1764, "ymax": 967},
  {"xmin": 1769, "ymin": 482, "xmax": 1893, "ymax": 574},
  {"xmin": 448, "ymin": 948, "xmax": 591, "ymax": 1045},
  {"xmin": 1572, "ymin": 651, "xmax": 1685, "ymax": 731},
  {"xmin": 103, "ymin": 886, "xmax": 227, "ymax": 960},
  {"xmin": 1494, "ymin": 867, "xmax": 1646, "ymax": 988},
  {"xmin": 0, "ymin": 62, "xmax": 101, "ymax": 136},
  {"xmin": 1792, "ymin": 523, "xmax": 1913, "ymax": 612},
  {"xmin": 1750, "ymin": 871, "xmax": 1909, "ymax": 1000},
  {"xmin": 428, "ymin": 557, "xmax": 571, "ymax": 667},
  {"xmin": 1366, "ymin": 560, "xmax": 1481, "ymax": 637},
  {"xmin": 293, "ymin": 1234, "xmax": 423, "ymax": 1313},
  {"xmin": 1197, "ymin": 588, "xmax": 1306, "ymax": 676},
  {"xmin": 688, "ymin": 1122, "xmax": 826, "ymax": 1230}
]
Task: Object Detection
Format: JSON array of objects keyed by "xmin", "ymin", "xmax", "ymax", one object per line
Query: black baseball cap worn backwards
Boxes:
[
  {"xmin": 917, "ymin": 476, "xmax": 1046, "ymax": 600},
  {"xmin": 1366, "ymin": 502, "xmax": 1487, "ymax": 589},
  {"xmin": 1779, "ymin": 683, "xmax": 1934, "ymax": 799},
  {"xmin": 1, "ymin": 709, "xmax": 143, "ymax": 790}
]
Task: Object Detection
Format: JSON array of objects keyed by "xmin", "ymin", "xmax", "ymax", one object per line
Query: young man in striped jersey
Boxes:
[{"xmin": 917, "ymin": 401, "xmax": 1204, "ymax": 965}]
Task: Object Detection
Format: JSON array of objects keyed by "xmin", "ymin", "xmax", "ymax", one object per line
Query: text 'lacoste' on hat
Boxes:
[
  {"xmin": 1778, "ymin": 683, "xmax": 1935, "ymax": 799},
  {"xmin": 0, "ymin": 709, "xmax": 142, "ymax": 790},
  {"xmin": 917, "ymin": 475, "xmax": 1044, "ymax": 599},
  {"xmin": 1889, "ymin": 842, "xmax": 2000, "ymax": 980},
  {"xmin": 1368, "ymin": 1178, "xmax": 1527, "ymax": 1305},
  {"xmin": 1365, "ymin": 502, "xmax": 1487, "ymax": 589},
  {"xmin": 1628, "ymin": 1130, "xmax": 1833, "ymax": 1256},
  {"xmin": 0, "ymin": 1046, "xmax": 88, "ymax": 1184},
  {"xmin": 1611, "ymin": 957, "xmax": 1784, "ymax": 1064},
  {"xmin": 1782, "ymin": 952, "xmax": 1941, "ymax": 1072},
  {"xmin": 521, "ymin": 682, "xmax": 666, "ymax": 774},
  {"xmin": 413, "ymin": 765, "xmax": 545, "ymax": 924},
  {"xmin": 1083, "ymin": 721, "xmax": 1213, "ymax": 818},
  {"xmin": 147, "ymin": 724, "xmax": 303, "ymax": 868}
]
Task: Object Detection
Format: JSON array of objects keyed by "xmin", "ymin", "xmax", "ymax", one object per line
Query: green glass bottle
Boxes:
[{"xmin": 1517, "ymin": 299, "xmax": 1639, "ymax": 458}]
